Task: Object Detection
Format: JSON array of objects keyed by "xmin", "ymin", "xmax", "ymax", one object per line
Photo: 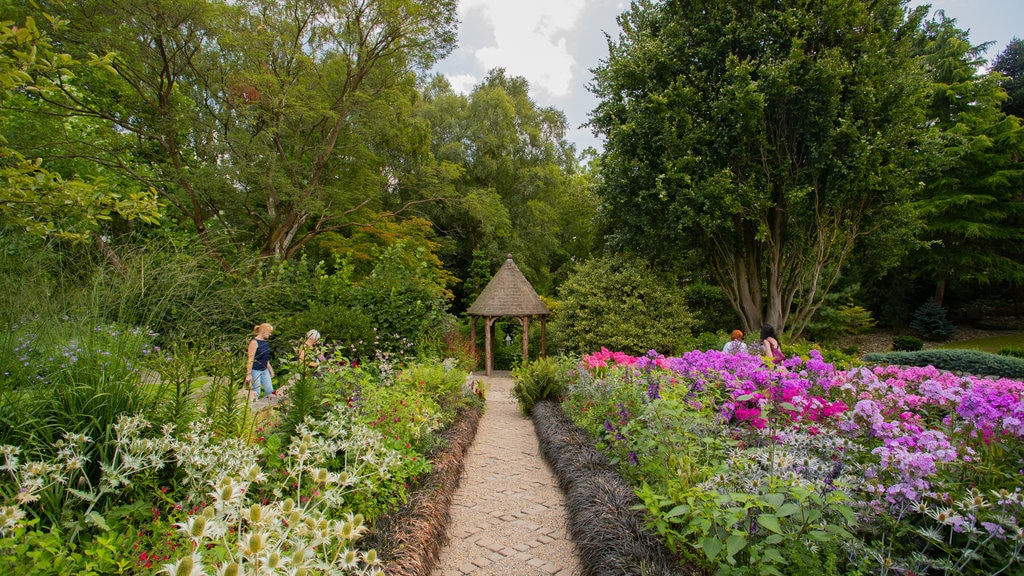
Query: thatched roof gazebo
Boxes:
[{"xmin": 466, "ymin": 254, "xmax": 550, "ymax": 376}]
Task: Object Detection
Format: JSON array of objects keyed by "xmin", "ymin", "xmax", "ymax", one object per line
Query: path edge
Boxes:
[
  {"xmin": 531, "ymin": 400, "xmax": 698, "ymax": 576},
  {"xmin": 371, "ymin": 402, "xmax": 483, "ymax": 576}
]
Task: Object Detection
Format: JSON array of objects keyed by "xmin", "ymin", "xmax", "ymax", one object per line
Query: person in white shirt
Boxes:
[{"xmin": 723, "ymin": 330, "xmax": 748, "ymax": 354}]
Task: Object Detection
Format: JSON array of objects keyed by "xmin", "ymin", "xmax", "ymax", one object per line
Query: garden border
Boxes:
[
  {"xmin": 369, "ymin": 404, "xmax": 483, "ymax": 576},
  {"xmin": 531, "ymin": 400, "xmax": 698, "ymax": 576}
]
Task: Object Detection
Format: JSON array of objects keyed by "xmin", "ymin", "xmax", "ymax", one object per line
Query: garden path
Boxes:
[{"xmin": 431, "ymin": 372, "xmax": 581, "ymax": 576}]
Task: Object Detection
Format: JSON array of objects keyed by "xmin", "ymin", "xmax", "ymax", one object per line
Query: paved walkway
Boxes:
[{"xmin": 432, "ymin": 373, "xmax": 581, "ymax": 576}]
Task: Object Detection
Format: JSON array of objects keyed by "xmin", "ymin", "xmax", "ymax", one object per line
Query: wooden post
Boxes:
[
  {"xmin": 485, "ymin": 316, "xmax": 495, "ymax": 376},
  {"xmin": 521, "ymin": 316, "xmax": 530, "ymax": 365}
]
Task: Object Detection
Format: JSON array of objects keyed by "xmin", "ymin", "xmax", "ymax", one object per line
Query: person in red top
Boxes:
[{"xmin": 245, "ymin": 323, "xmax": 275, "ymax": 397}]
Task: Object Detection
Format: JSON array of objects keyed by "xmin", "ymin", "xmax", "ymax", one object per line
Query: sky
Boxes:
[{"xmin": 430, "ymin": 0, "xmax": 1024, "ymax": 154}]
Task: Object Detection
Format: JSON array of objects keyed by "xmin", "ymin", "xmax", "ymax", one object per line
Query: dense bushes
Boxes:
[
  {"xmin": 550, "ymin": 255, "xmax": 694, "ymax": 356},
  {"xmin": 863, "ymin": 349, "xmax": 1024, "ymax": 378},
  {"xmin": 892, "ymin": 335, "xmax": 924, "ymax": 351}
]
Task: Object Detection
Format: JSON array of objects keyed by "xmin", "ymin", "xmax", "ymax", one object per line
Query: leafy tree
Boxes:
[
  {"xmin": 589, "ymin": 0, "xmax": 938, "ymax": 338},
  {"xmin": 21, "ymin": 0, "xmax": 457, "ymax": 269},
  {"xmin": 993, "ymin": 38, "xmax": 1024, "ymax": 120},
  {"xmin": 912, "ymin": 16, "xmax": 1024, "ymax": 305},
  {"xmin": 550, "ymin": 254, "xmax": 693, "ymax": 356},
  {"xmin": 0, "ymin": 12, "xmax": 159, "ymax": 243},
  {"xmin": 417, "ymin": 71, "xmax": 597, "ymax": 307}
]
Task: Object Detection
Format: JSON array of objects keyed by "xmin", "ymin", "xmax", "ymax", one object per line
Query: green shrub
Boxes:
[
  {"xmin": 676, "ymin": 331, "xmax": 729, "ymax": 353},
  {"xmin": 682, "ymin": 282, "xmax": 736, "ymax": 334},
  {"xmin": 862, "ymin": 349, "xmax": 1024, "ymax": 379},
  {"xmin": 512, "ymin": 357, "xmax": 569, "ymax": 414},
  {"xmin": 999, "ymin": 347, "xmax": 1024, "ymax": 360},
  {"xmin": 892, "ymin": 335, "xmax": 924, "ymax": 351},
  {"xmin": 550, "ymin": 254, "xmax": 694, "ymax": 356},
  {"xmin": 839, "ymin": 300, "xmax": 877, "ymax": 334},
  {"xmin": 785, "ymin": 341, "xmax": 860, "ymax": 369},
  {"xmin": 350, "ymin": 242, "xmax": 455, "ymax": 356},
  {"xmin": 910, "ymin": 298, "xmax": 958, "ymax": 341}
]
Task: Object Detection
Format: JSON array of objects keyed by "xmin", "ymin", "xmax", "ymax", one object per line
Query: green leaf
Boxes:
[
  {"xmin": 736, "ymin": 393, "xmax": 756, "ymax": 401},
  {"xmin": 757, "ymin": 514, "xmax": 782, "ymax": 534},
  {"xmin": 701, "ymin": 536, "xmax": 723, "ymax": 562},
  {"xmin": 665, "ymin": 504, "xmax": 690, "ymax": 518},
  {"xmin": 776, "ymin": 503, "xmax": 801, "ymax": 517},
  {"xmin": 808, "ymin": 530, "xmax": 831, "ymax": 542},
  {"xmin": 824, "ymin": 524, "xmax": 854, "ymax": 539},
  {"xmin": 835, "ymin": 504, "xmax": 857, "ymax": 524},
  {"xmin": 779, "ymin": 402, "xmax": 799, "ymax": 411},
  {"xmin": 764, "ymin": 534, "xmax": 784, "ymax": 544},
  {"xmin": 85, "ymin": 512, "xmax": 110, "ymax": 532},
  {"xmin": 726, "ymin": 533, "xmax": 747, "ymax": 557},
  {"xmin": 761, "ymin": 493, "xmax": 785, "ymax": 509}
]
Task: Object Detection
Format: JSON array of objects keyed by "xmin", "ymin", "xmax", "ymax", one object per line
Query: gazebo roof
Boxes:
[{"xmin": 466, "ymin": 255, "xmax": 550, "ymax": 317}]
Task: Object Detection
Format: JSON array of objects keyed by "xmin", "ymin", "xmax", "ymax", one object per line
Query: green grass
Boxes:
[{"xmin": 933, "ymin": 333, "xmax": 1024, "ymax": 353}]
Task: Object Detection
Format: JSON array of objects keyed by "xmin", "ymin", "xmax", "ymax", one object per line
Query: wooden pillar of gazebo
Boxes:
[{"xmin": 485, "ymin": 316, "xmax": 497, "ymax": 376}]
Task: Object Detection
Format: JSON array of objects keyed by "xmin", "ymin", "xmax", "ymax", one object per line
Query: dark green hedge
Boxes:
[{"xmin": 862, "ymin": 349, "xmax": 1024, "ymax": 379}]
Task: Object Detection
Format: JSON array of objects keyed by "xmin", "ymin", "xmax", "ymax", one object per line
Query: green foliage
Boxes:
[
  {"xmin": 22, "ymin": 0, "xmax": 459, "ymax": 264},
  {"xmin": 676, "ymin": 331, "xmax": 730, "ymax": 353},
  {"xmin": 910, "ymin": 298, "xmax": 958, "ymax": 341},
  {"xmin": 912, "ymin": 18, "xmax": 1024, "ymax": 299},
  {"xmin": 784, "ymin": 342, "xmax": 860, "ymax": 370},
  {"xmin": 551, "ymin": 254, "xmax": 694, "ymax": 356},
  {"xmin": 993, "ymin": 38, "xmax": 1024, "ymax": 119},
  {"xmin": 419, "ymin": 70, "xmax": 597, "ymax": 306},
  {"xmin": 511, "ymin": 357, "xmax": 570, "ymax": 414},
  {"xmin": 682, "ymin": 282, "xmax": 737, "ymax": 334},
  {"xmin": 589, "ymin": 0, "xmax": 936, "ymax": 337},
  {"xmin": 839, "ymin": 301, "xmax": 877, "ymax": 335},
  {"xmin": 892, "ymin": 335, "xmax": 924, "ymax": 352},
  {"xmin": 351, "ymin": 242, "xmax": 454, "ymax": 356},
  {"xmin": 863, "ymin": 349, "xmax": 1024, "ymax": 378},
  {"xmin": 0, "ymin": 13, "xmax": 160, "ymax": 243}
]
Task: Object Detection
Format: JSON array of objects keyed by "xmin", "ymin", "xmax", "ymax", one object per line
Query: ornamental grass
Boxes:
[{"xmin": 532, "ymin": 400, "xmax": 690, "ymax": 576}]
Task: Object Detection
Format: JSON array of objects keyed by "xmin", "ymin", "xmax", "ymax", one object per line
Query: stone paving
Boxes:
[{"xmin": 431, "ymin": 372, "xmax": 581, "ymax": 576}]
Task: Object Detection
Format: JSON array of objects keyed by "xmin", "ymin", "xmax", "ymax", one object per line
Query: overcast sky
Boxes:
[{"xmin": 430, "ymin": 0, "xmax": 1024, "ymax": 154}]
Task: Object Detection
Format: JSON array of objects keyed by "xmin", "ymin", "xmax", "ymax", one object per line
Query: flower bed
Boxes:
[
  {"xmin": 0, "ymin": 322, "xmax": 481, "ymax": 575},
  {"xmin": 560, "ymin": 348, "xmax": 1024, "ymax": 575}
]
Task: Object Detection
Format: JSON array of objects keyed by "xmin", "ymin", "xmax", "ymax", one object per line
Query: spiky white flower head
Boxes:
[
  {"xmin": 338, "ymin": 547, "xmax": 358, "ymax": 569},
  {"xmin": 0, "ymin": 505, "xmax": 26, "ymax": 535},
  {"xmin": 159, "ymin": 553, "xmax": 204, "ymax": 576}
]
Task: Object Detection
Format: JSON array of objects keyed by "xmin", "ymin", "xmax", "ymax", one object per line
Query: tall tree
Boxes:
[
  {"xmin": 0, "ymin": 11, "xmax": 159, "ymax": 244},
  {"xmin": 417, "ymin": 70, "xmax": 597, "ymax": 305},
  {"xmin": 913, "ymin": 18, "xmax": 1024, "ymax": 305},
  {"xmin": 589, "ymin": 0, "xmax": 938, "ymax": 337},
  {"xmin": 22, "ymin": 0, "xmax": 457, "ymax": 269},
  {"xmin": 993, "ymin": 38, "xmax": 1024, "ymax": 120}
]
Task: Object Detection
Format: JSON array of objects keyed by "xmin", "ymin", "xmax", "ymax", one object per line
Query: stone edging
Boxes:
[
  {"xmin": 370, "ymin": 404, "xmax": 483, "ymax": 576},
  {"xmin": 531, "ymin": 400, "xmax": 697, "ymax": 576}
]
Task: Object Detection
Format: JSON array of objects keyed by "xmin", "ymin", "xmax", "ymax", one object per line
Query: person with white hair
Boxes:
[{"xmin": 298, "ymin": 329, "xmax": 322, "ymax": 368}]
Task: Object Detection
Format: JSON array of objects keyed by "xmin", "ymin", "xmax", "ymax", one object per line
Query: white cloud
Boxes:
[
  {"xmin": 445, "ymin": 73, "xmax": 479, "ymax": 95},
  {"xmin": 457, "ymin": 0, "xmax": 586, "ymax": 98}
]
